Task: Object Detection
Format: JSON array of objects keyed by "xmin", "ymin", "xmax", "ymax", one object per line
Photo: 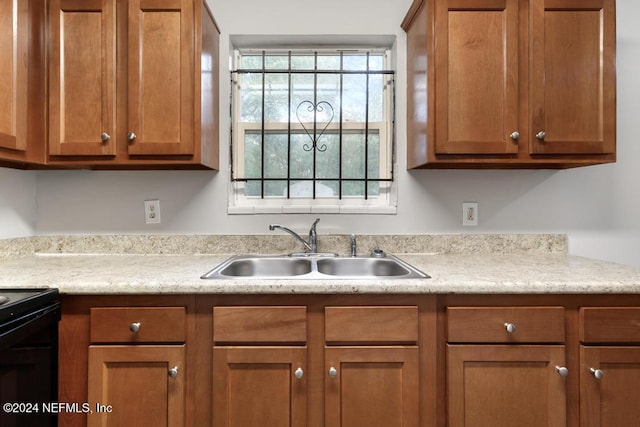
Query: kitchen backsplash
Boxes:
[{"xmin": 0, "ymin": 234, "xmax": 567, "ymax": 260}]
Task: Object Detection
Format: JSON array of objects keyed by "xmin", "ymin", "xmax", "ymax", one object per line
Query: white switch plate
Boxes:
[
  {"xmin": 144, "ymin": 199, "xmax": 161, "ymax": 224},
  {"xmin": 463, "ymin": 202, "xmax": 478, "ymax": 226}
]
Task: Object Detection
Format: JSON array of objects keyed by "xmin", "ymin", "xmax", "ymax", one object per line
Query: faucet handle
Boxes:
[{"xmin": 350, "ymin": 234, "xmax": 357, "ymax": 257}]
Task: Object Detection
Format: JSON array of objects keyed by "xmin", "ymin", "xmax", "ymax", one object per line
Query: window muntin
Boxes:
[{"xmin": 230, "ymin": 49, "xmax": 395, "ymax": 213}]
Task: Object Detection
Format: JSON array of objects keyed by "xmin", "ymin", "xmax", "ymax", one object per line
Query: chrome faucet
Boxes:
[{"xmin": 269, "ymin": 218, "xmax": 320, "ymax": 253}]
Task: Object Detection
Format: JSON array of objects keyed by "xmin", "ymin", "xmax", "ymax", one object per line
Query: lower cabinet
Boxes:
[
  {"xmin": 446, "ymin": 306, "xmax": 568, "ymax": 427},
  {"xmin": 213, "ymin": 347, "xmax": 307, "ymax": 426},
  {"xmin": 447, "ymin": 345, "xmax": 567, "ymax": 426},
  {"xmin": 87, "ymin": 345, "xmax": 185, "ymax": 427},
  {"xmin": 58, "ymin": 294, "xmax": 640, "ymax": 427},
  {"xmin": 87, "ymin": 306, "xmax": 187, "ymax": 426},
  {"xmin": 579, "ymin": 307, "xmax": 640, "ymax": 427},
  {"xmin": 212, "ymin": 306, "xmax": 307, "ymax": 427},
  {"xmin": 209, "ymin": 301, "xmax": 420, "ymax": 427},
  {"xmin": 58, "ymin": 296, "xmax": 191, "ymax": 427},
  {"xmin": 324, "ymin": 305, "xmax": 419, "ymax": 427},
  {"xmin": 324, "ymin": 346, "xmax": 418, "ymax": 426}
]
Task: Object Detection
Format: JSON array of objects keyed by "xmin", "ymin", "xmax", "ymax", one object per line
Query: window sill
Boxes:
[{"xmin": 228, "ymin": 205, "xmax": 397, "ymax": 215}]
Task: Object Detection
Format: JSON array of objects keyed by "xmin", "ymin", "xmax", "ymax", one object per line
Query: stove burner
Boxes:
[{"xmin": 0, "ymin": 296, "xmax": 8, "ymax": 305}]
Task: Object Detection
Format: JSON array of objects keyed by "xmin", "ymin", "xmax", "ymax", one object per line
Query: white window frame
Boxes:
[{"xmin": 228, "ymin": 48, "xmax": 397, "ymax": 214}]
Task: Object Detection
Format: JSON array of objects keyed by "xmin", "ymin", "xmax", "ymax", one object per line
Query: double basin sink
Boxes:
[{"xmin": 201, "ymin": 253, "xmax": 429, "ymax": 280}]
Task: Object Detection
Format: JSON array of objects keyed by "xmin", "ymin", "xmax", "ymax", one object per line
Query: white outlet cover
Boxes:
[
  {"xmin": 144, "ymin": 200, "xmax": 161, "ymax": 225},
  {"xmin": 462, "ymin": 202, "xmax": 478, "ymax": 226}
]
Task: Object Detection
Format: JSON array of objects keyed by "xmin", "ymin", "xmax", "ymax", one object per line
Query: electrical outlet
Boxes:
[
  {"xmin": 144, "ymin": 200, "xmax": 161, "ymax": 224},
  {"xmin": 463, "ymin": 202, "xmax": 478, "ymax": 226}
]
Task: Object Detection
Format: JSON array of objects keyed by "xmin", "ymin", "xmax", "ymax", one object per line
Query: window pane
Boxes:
[
  {"xmin": 342, "ymin": 74, "xmax": 367, "ymax": 122},
  {"xmin": 291, "ymin": 74, "xmax": 314, "ymax": 123},
  {"xmin": 290, "ymin": 134, "xmax": 314, "ymax": 179},
  {"xmin": 343, "ymin": 54, "xmax": 368, "ymax": 71},
  {"xmin": 265, "ymin": 180, "xmax": 287, "ymax": 197},
  {"xmin": 265, "ymin": 55, "xmax": 288, "ymax": 69},
  {"xmin": 291, "ymin": 54, "xmax": 314, "ymax": 70},
  {"xmin": 342, "ymin": 131, "xmax": 379, "ymax": 179},
  {"xmin": 239, "ymin": 73, "xmax": 262, "ymax": 122},
  {"xmin": 315, "ymin": 134, "xmax": 340, "ymax": 179},
  {"xmin": 240, "ymin": 55, "xmax": 262, "ymax": 69},
  {"xmin": 264, "ymin": 73, "xmax": 289, "ymax": 122},
  {"xmin": 317, "ymin": 54, "xmax": 340, "ymax": 70},
  {"xmin": 343, "ymin": 181, "xmax": 365, "ymax": 197},
  {"xmin": 244, "ymin": 132, "xmax": 262, "ymax": 178}
]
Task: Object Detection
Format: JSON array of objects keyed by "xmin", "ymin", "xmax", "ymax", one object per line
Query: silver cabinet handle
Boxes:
[
  {"xmin": 590, "ymin": 368, "xmax": 604, "ymax": 379},
  {"xmin": 127, "ymin": 132, "xmax": 137, "ymax": 142},
  {"xmin": 536, "ymin": 131, "xmax": 546, "ymax": 140},
  {"xmin": 328, "ymin": 367, "xmax": 338, "ymax": 378},
  {"xmin": 168, "ymin": 366, "xmax": 178, "ymax": 378},
  {"xmin": 294, "ymin": 367, "xmax": 304, "ymax": 379},
  {"xmin": 101, "ymin": 132, "xmax": 110, "ymax": 142},
  {"xmin": 510, "ymin": 131, "xmax": 520, "ymax": 140},
  {"xmin": 504, "ymin": 323, "xmax": 516, "ymax": 334},
  {"xmin": 555, "ymin": 366, "xmax": 569, "ymax": 377},
  {"xmin": 129, "ymin": 322, "xmax": 141, "ymax": 333}
]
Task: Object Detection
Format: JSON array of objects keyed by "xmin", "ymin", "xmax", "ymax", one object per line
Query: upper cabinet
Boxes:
[
  {"xmin": 0, "ymin": 0, "xmax": 46, "ymax": 167},
  {"xmin": 48, "ymin": 0, "xmax": 219, "ymax": 169},
  {"xmin": 402, "ymin": 0, "xmax": 616, "ymax": 169}
]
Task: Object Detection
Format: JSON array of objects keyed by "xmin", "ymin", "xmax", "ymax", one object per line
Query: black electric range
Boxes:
[{"xmin": 0, "ymin": 288, "xmax": 60, "ymax": 427}]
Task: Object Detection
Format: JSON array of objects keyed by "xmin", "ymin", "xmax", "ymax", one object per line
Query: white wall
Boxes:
[
  {"xmin": 0, "ymin": 168, "xmax": 36, "ymax": 238},
  {"xmin": 13, "ymin": 0, "xmax": 639, "ymax": 267}
]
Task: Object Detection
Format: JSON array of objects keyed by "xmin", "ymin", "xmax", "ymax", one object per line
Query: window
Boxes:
[{"xmin": 229, "ymin": 49, "xmax": 396, "ymax": 214}]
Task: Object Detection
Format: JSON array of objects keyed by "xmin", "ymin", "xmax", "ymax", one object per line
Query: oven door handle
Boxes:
[{"xmin": 0, "ymin": 303, "xmax": 61, "ymax": 350}]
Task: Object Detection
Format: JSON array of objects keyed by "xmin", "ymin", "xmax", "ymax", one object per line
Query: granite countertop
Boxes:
[
  {"xmin": 0, "ymin": 234, "xmax": 638, "ymax": 295},
  {"xmin": 0, "ymin": 252, "xmax": 638, "ymax": 295}
]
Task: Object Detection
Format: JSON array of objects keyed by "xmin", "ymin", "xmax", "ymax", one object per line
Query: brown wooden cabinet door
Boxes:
[
  {"xmin": 530, "ymin": 0, "xmax": 615, "ymax": 155},
  {"xmin": 213, "ymin": 346, "xmax": 307, "ymax": 427},
  {"xmin": 434, "ymin": 0, "xmax": 519, "ymax": 155},
  {"xmin": 0, "ymin": 0, "xmax": 28, "ymax": 152},
  {"xmin": 580, "ymin": 346, "xmax": 640, "ymax": 427},
  {"xmin": 447, "ymin": 344, "xmax": 566, "ymax": 427},
  {"xmin": 325, "ymin": 346, "xmax": 419, "ymax": 427},
  {"xmin": 87, "ymin": 345, "xmax": 185, "ymax": 427},
  {"xmin": 49, "ymin": 0, "xmax": 116, "ymax": 157},
  {"xmin": 127, "ymin": 0, "xmax": 194, "ymax": 156}
]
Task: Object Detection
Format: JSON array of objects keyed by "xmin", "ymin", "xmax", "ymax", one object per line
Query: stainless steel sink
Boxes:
[
  {"xmin": 216, "ymin": 256, "xmax": 312, "ymax": 277},
  {"xmin": 201, "ymin": 254, "xmax": 429, "ymax": 280},
  {"xmin": 316, "ymin": 257, "xmax": 414, "ymax": 277}
]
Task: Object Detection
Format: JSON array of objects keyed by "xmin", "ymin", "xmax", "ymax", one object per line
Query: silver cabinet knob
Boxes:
[
  {"xmin": 294, "ymin": 367, "xmax": 304, "ymax": 379},
  {"xmin": 129, "ymin": 322, "xmax": 141, "ymax": 333},
  {"xmin": 590, "ymin": 368, "xmax": 604, "ymax": 379},
  {"xmin": 536, "ymin": 131, "xmax": 546, "ymax": 140},
  {"xmin": 504, "ymin": 323, "xmax": 516, "ymax": 334},
  {"xmin": 510, "ymin": 131, "xmax": 520, "ymax": 140},
  {"xmin": 555, "ymin": 366, "xmax": 569, "ymax": 377},
  {"xmin": 101, "ymin": 132, "xmax": 110, "ymax": 142},
  {"xmin": 168, "ymin": 366, "xmax": 178, "ymax": 378},
  {"xmin": 127, "ymin": 132, "xmax": 137, "ymax": 142},
  {"xmin": 328, "ymin": 367, "xmax": 338, "ymax": 378}
]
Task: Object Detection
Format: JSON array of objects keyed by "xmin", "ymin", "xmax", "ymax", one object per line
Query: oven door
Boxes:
[{"xmin": 0, "ymin": 302, "xmax": 60, "ymax": 427}]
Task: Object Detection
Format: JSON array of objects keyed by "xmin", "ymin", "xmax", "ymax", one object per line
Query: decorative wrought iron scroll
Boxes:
[{"xmin": 295, "ymin": 100, "xmax": 334, "ymax": 152}]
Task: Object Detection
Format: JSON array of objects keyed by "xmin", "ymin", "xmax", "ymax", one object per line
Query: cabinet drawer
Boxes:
[
  {"xmin": 580, "ymin": 307, "xmax": 640, "ymax": 343},
  {"xmin": 213, "ymin": 306, "xmax": 307, "ymax": 343},
  {"xmin": 325, "ymin": 306, "xmax": 418, "ymax": 344},
  {"xmin": 90, "ymin": 307, "xmax": 186, "ymax": 343},
  {"xmin": 447, "ymin": 307, "xmax": 565, "ymax": 343}
]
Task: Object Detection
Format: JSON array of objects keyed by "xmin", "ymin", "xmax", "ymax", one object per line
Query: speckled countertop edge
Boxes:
[
  {"xmin": 0, "ymin": 234, "xmax": 638, "ymax": 295},
  {"xmin": 0, "ymin": 252, "xmax": 638, "ymax": 295}
]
